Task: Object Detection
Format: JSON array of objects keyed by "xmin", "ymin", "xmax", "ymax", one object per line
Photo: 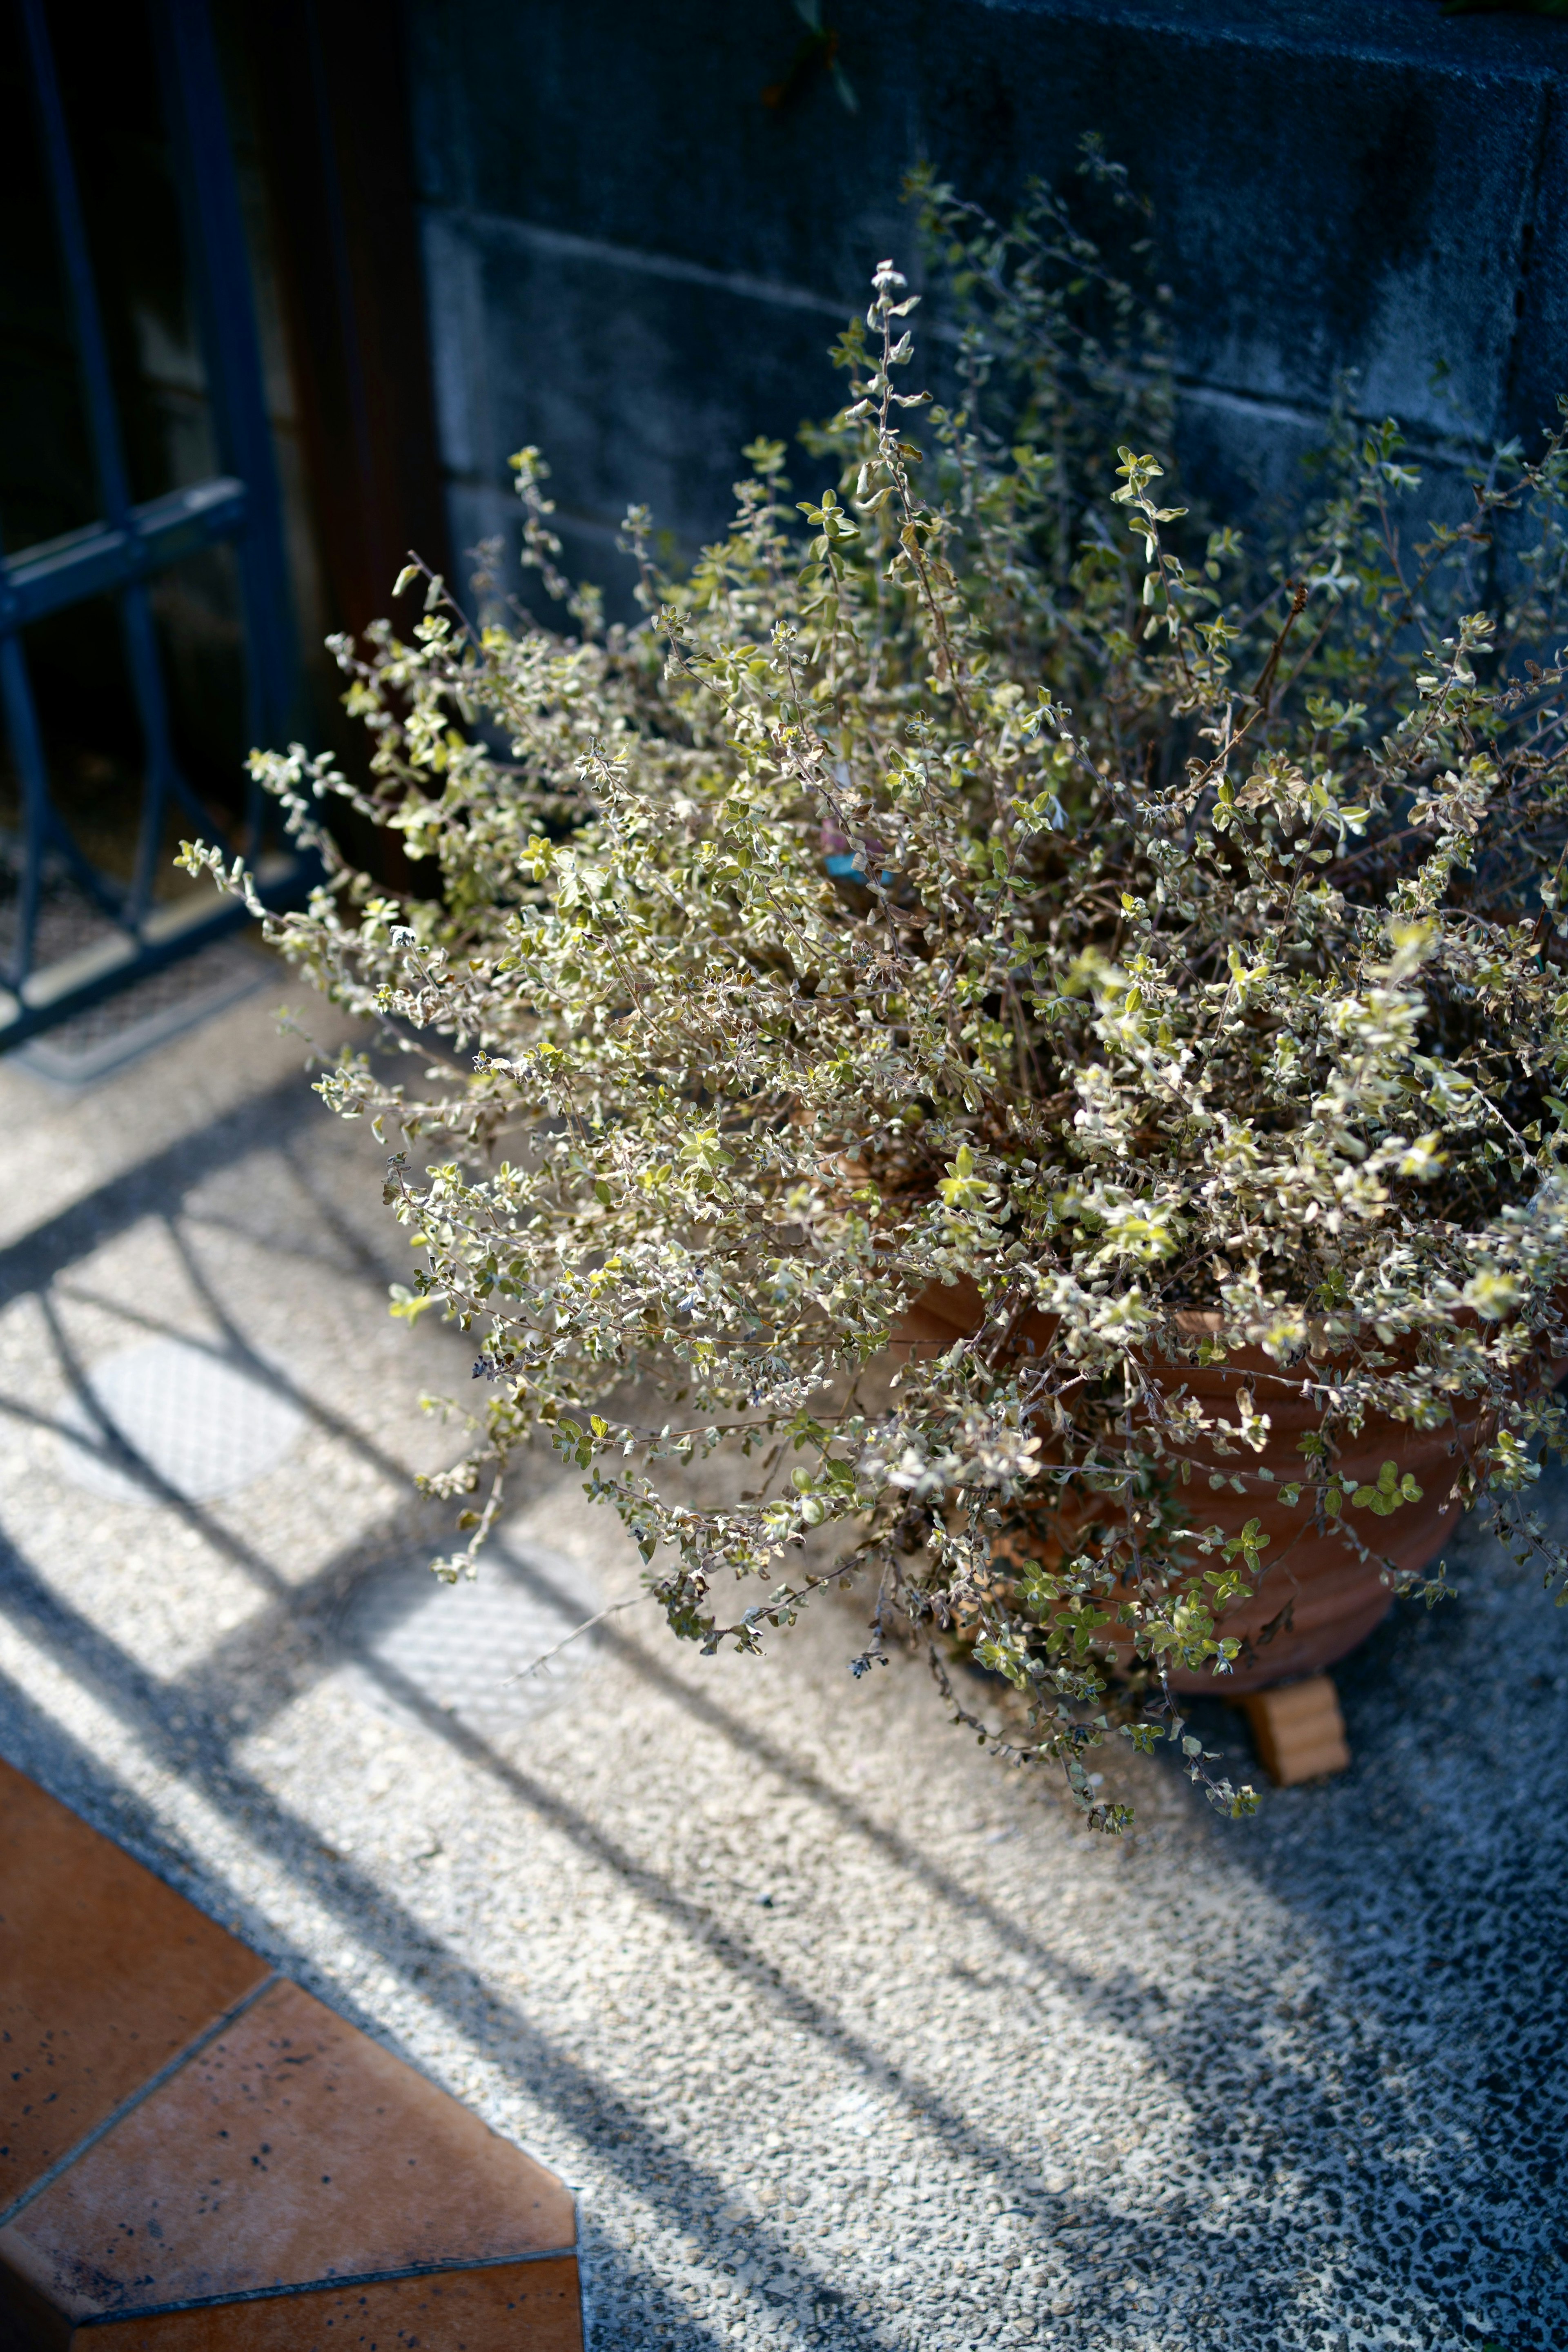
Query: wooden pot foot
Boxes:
[{"xmin": 1240, "ymin": 1675, "xmax": 1350, "ymax": 1786}]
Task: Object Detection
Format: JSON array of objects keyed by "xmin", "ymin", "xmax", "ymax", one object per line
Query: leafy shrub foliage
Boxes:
[{"xmin": 186, "ymin": 157, "xmax": 1568, "ymax": 1827}]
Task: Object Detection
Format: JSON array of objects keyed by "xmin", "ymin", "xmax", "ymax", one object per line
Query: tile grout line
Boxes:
[
  {"xmin": 71, "ymin": 2243, "xmax": 582, "ymax": 2326},
  {"xmin": 0, "ymin": 1969, "xmax": 280, "ymax": 2234}
]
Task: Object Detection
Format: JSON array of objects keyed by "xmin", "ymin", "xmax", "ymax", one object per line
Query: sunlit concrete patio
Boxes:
[{"xmin": 0, "ymin": 959, "xmax": 1563, "ymax": 2352}]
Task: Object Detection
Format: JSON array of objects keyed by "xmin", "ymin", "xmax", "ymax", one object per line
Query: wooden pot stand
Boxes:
[{"xmin": 1236, "ymin": 1676, "xmax": 1352, "ymax": 1787}]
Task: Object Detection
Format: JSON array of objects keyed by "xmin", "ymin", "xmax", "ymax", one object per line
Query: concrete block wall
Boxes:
[{"xmin": 403, "ymin": 0, "xmax": 1566, "ymax": 608}]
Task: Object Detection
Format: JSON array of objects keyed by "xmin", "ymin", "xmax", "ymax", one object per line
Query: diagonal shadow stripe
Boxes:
[
  {"xmin": 0, "ymin": 1119, "xmax": 1476, "ymax": 2339},
  {"xmin": 2, "ymin": 1512, "xmax": 1486, "ymax": 2345},
  {"xmin": 0, "ymin": 1072, "xmax": 317, "ymax": 1310},
  {"xmin": 0, "ymin": 1033, "xmax": 1154, "ymax": 2020},
  {"xmin": 47, "ymin": 1219, "xmax": 416, "ymax": 1492},
  {"xmin": 0, "ymin": 1064, "xmax": 1553, "ymax": 2341},
  {"xmin": 0, "ymin": 1540, "xmax": 1157, "ymax": 2347},
  {"xmin": 21, "ymin": 1291, "xmax": 356, "ymax": 1612},
  {"xmin": 167, "ymin": 1127, "xmax": 409, "ymax": 1291},
  {"xmin": 0, "ymin": 1529, "xmax": 1086, "ymax": 2167},
  {"xmin": 0, "ymin": 1673, "xmax": 878, "ymax": 2349},
  {"xmin": 174, "ymin": 1517, "xmax": 1163, "ymax": 2030}
]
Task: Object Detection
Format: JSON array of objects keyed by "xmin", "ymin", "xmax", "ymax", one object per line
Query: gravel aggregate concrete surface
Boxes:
[{"xmin": 0, "ymin": 976, "xmax": 1564, "ymax": 2352}]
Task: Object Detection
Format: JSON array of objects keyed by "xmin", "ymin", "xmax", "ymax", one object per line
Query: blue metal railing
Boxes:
[{"xmin": 0, "ymin": 0, "xmax": 308, "ymax": 1049}]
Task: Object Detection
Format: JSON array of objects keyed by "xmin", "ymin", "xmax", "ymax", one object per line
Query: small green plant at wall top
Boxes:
[{"xmin": 184, "ymin": 152, "xmax": 1568, "ymax": 1831}]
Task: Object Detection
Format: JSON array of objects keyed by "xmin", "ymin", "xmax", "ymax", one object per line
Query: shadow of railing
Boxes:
[{"xmin": 0, "ymin": 1054, "xmax": 1562, "ymax": 2348}]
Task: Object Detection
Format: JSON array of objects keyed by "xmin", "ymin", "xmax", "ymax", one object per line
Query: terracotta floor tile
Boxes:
[
  {"xmin": 2, "ymin": 1981, "xmax": 575, "ymax": 2325},
  {"xmin": 62, "ymin": 2255, "xmax": 583, "ymax": 2352},
  {"xmin": 0, "ymin": 1759, "xmax": 270, "ymax": 2211}
]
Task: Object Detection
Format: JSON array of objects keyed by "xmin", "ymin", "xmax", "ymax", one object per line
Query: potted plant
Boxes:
[{"xmin": 184, "ymin": 159, "xmax": 1568, "ymax": 1830}]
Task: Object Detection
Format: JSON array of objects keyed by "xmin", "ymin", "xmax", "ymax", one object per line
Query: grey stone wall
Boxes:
[{"xmin": 404, "ymin": 0, "xmax": 1566, "ymax": 608}]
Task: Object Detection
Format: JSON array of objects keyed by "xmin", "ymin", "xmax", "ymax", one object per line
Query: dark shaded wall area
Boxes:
[{"xmin": 404, "ymin": 0, "xmax": 1566, "ymax": 605}]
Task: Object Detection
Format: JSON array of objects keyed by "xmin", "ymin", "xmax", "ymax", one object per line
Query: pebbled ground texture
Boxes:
[{"xmin": 0, "ymin": 968, "xmax": 1562, "ymax": 2352}]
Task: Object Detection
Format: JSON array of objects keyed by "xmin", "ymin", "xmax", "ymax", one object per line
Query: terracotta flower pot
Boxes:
[{"xmin": 893, "ymin": 1278, "xmax": 1560, "ymax": 1696}]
